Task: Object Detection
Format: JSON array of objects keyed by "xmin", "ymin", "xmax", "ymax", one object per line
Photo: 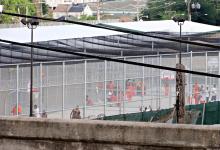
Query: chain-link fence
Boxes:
[{"xmin": 0, "ymin": 50, "xmax": 219, "ymax": 119}]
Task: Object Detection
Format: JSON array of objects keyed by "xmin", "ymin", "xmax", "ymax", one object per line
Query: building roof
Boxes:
[
  {"xmin": 53, "ymin": 4, "xmax": 70, "ymax": 13},
  {"xmin": 88, "ymin": 0, "xmax": 147, "ymax": 13},
  {"xmin": 108, "ymin": 20, "xmax": 220, "ymax": 35},
  {"xmin": 0, "ymin": 20, "xmax": 219, "ymax": 43},
  {"xmin": 0, "ymin": 23, "xmax": 120, "ymax": 43},
  {"xmin": 0, "ymin": 20, "xmax": 220, "ymax": 64},
  {"xmin": 68, "ymin": 3, "xmax": 87, "ymax": 13}
]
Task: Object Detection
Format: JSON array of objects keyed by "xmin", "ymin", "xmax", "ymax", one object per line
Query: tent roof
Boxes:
[
  {"xmin": 0, "ymin": 20, "xmax": 220, "ymax": 43},
  {"xmin": 108, "ymin": 20, "xmax": 220, "ymax": 34},
  {"xmin": 0, "ymin": 20, "xmax": 219, "ymax": 64}
]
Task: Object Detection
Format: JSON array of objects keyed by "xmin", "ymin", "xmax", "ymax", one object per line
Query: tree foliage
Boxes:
[
  {"xmin": 141, "ymin": 0, "xmax": 220, "ymax": 25},
  {"xmin": 80, "ymin": 15, "xmax": 96, "ymax": 20},
  {"xmin": 42, "ymin": 3, "xmax": 49, "ymax": 15},
  {"xmin": 0, "ymin": 0, "xmax": 36, "ymax": 23}
]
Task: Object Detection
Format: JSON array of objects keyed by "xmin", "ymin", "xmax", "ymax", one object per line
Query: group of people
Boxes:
[
  {"xmin": 11, "ymin": 104, "xmax": 22, "ymax": 116},
  {"xmin": 11, "ymin": 104, "xmax": 47, "ymax": 118},
  {"xmin": 105, "ymin": 80, "xmax": 146, "ymax": 103},
  {"xmin": 139, "ymin": 105, "xmax": 152, "ymax": 112},
  {"xmin": 192, "ymin": 82, "xmax": 217, "ymax": 104}
]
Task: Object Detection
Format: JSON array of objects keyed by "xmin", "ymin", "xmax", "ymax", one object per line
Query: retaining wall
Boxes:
[{"xmin": 0, "ymin": 117, "xmax": 220, "ymax": 150}]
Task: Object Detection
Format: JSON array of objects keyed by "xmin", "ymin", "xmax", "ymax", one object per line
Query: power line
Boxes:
[
  {"xmin": 0, "ymin": 37, "xmax": 220, "ymax": 78},
  {"xmin": 2, "ymin": 11, "xmax": 220, "ymax": 50}
]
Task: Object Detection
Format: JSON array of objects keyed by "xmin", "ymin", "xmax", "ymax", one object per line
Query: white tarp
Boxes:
[{"xmin": 0, "ymin": 20, "xmax": 219, "ymax": 43}]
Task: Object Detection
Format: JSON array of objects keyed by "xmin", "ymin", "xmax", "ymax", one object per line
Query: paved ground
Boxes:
[{"xmin": 48, "ymin": 94, "xmax": 177, "ymax": 119}]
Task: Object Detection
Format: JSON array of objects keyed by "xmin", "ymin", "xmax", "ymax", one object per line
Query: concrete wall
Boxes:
[{"xmin": 0, "ymin": 117, "xmax": 220, "ymax": 150}]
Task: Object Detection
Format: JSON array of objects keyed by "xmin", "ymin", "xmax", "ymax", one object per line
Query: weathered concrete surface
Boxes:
[{"xmin": 0, "ymin": 117, "xmax": 220, "ymax": 150}]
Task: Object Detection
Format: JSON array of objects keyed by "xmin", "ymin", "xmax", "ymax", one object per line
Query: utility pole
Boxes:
[
  {"xmin": 186, "ymin": 0, "xmax": 192, "ymax": 21},
  {"xmin": 133, "ymin": 0, "xmax": 145, "ymax": 21},
  {"xmin": 97, "ymin": 0, "xmax": 101, "ymax": 22},
  {"xmin": 136, "ymin": 0, "xmax": 139, "ymax": 21}
]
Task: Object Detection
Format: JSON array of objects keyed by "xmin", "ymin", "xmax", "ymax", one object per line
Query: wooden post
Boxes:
[{"xmin": 176, "ymin": 63, "xmax": 186, "ymax": 124}]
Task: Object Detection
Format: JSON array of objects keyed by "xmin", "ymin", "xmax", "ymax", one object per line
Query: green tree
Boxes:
[
  {"xmin": 0, "ymin": 0, "xmax": 36, "ymax": 24},
  {"xmin": 42, "ymin": 3, "xmax": 49, "ymax": 15},
  {"xmin": 141, "ymin": 0, "xmax": 185, "ymax": 20},
  {"xmin": 193, "ymin": 0, "xmax": 220, "ymax": 25},
  {"xmin": 80, "ymin": 15, "xmax": 96, "ymax": 20},
  {"xmin": 141, "ymin": 0, "xmax": 220, "ymax": 25}
]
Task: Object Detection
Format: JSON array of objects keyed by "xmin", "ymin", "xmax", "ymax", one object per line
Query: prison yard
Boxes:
[
  {"xmin": 0, "ymin": 20, "xmax": 219, "ymax": 119},
  {"xmin": 1, "ymin": 8, "xmax": 220, "ymax": 149}
]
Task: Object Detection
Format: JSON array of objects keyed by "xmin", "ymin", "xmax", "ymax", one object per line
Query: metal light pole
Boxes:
[
  {"xmin": 173, "ymin": 17, "xmax": 185, "ymax": 64},
  {"xmin": 185, "ymin": 0, "xmax": 201, "ymax": 21},
  {"xmin": 179, "ymin": 21, "xmax": 184, "ymax": 64},
  {"xmin": 173, "ymin": 16, "xmax": 186, "ymax": 124},
  {"xmin": 21, "ymin": 18, "xmax": 39, "ymax": 117}
]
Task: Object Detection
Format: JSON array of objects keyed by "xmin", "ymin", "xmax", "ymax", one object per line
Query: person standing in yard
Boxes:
[
  {"xmin": 205, "ymin": 87, "xmax": 210, "ymax": 102},
  {"xmin": 211, "ymin": 84, "xmax": 217, "ymax": 101},
  {"xmin": 33, "ymin": 104, "xmax": 40, "ymax": 118}
]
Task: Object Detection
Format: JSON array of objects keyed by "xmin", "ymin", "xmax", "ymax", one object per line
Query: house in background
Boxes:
[
  {"xmin": 45, "ymin": 0, "xmax": 98, "ymax": 8},
  {"xmin": 68, "ymin": 3, "xmax": 93, "ymax": 18},
  {"xmin": 53, "ymin": 3, "xmax": 93, "ymax": 19},
  {"xmin": 87, "ymin": 0, "xmax": 147, "ymax": 21}
]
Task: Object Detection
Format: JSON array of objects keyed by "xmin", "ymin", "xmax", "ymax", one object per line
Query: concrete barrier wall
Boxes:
[{"xmin": 0, "ymin": 117, "xmax": 220, "ymax": 150}]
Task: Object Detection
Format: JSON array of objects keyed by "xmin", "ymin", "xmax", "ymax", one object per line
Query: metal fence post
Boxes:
[
  {"xmin": 62, "ymin": 61, "xmax": 65, "ymax": 119},
  {"xmin": 84, "ymin": 60, "xmax": 87, "ymax": 118},
  {"xmin": 123, "ymin": 57, "xmax": 126, "ymax": 114},
  {"xmin": 142, "ymin": 56, "xmax": 145, "ymax": 110},
  {"xmin": 205, "ymin": 52, "xmax": 207, "ymax": 95},
  {"xmin": 151, "ymin": 58, "xmax": 153, "ymax": 108},
  {"xmin": 186, "ymin": 37, "xmax": 190, "ymax": 52},
  {"xmin": 104, "ymin": 60, "xmax": 107, "ymax": 116},
  {"xmin": 46, "ymin": 65, "xmax": 48, "ymax": 112},
  {"xmin": 159, "ymin": 55, "xmax": 161, "ymax": 109},
  {"xmin": 121, "ymin": 51, "xmax": 123, "ymax": 57},
  {"xmin": 16, "ymin": 65, "xmax": 19, "ymax": 116},
  {"xmin": 190, "ymin": 51, "xmax": 192, "ymax": 102},
  {"xmin": 152, "ymin": 41, "xmax": 154, "ymax": 51},
  {"xmin": 218, "ymin": 52, "xmax": 220, "ymax": 99},
  {"xmin": 176, "ymin": 54, "xmax": 178, "ymax": 64},
  {"xmin": 40, "ymin": 63, "xmax": 43, "ymax": 113}
]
